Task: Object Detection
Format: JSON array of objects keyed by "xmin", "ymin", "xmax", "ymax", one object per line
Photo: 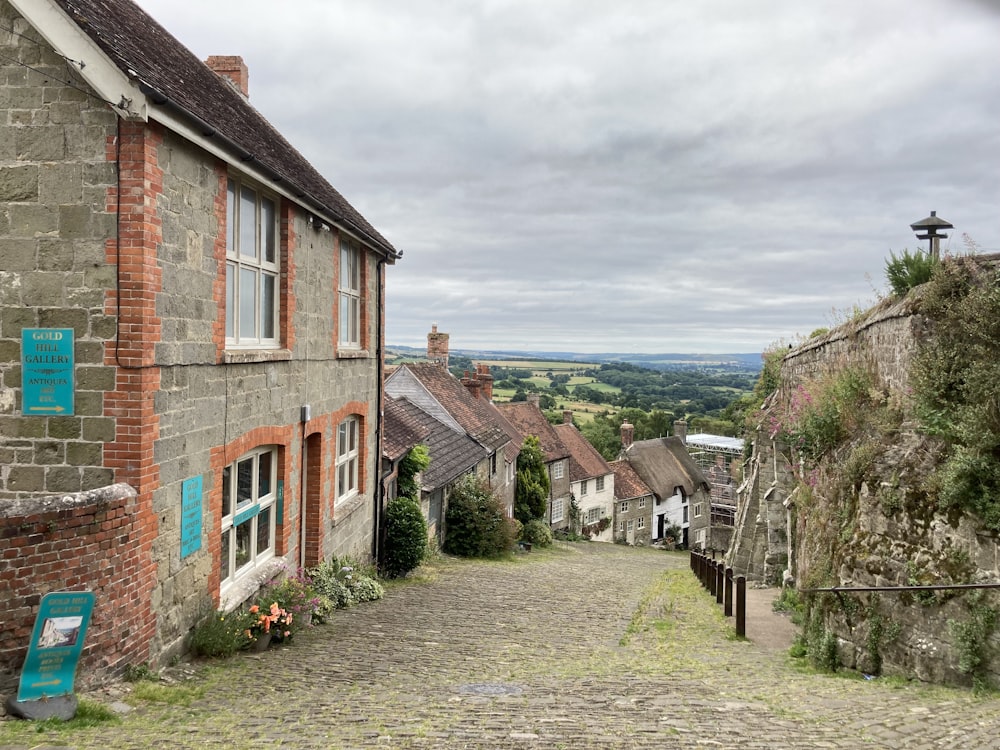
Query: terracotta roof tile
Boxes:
[
  {"xmin": 390, "ymin": 398, "xmax": 486, "ymax": 491},
  {"xmin": 609, "ymin": 460, "xmax": 654, "ymax": 500},
  {"xmin": 553, "ymin": 423, "xmax": 611, "ymax": 482},
  {"xmin": 496, "ymin": 401, "xmax": 570, "ymax": 463}
]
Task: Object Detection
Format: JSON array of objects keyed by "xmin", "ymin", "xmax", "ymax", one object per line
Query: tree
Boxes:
[
  {"xmin": 382, "ymin": 496, "xmax": 427, "ymax": 578},
  {"xmin": 514, "ymin": 435, "xmax": 550, "ymax": 523},
  {"xmin": 397, "ymin": 444, "xmax": 430, "ymax": 500}
]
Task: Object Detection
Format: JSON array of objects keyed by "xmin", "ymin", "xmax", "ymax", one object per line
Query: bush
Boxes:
[
  {"xmin": 189, "ymin": 609, "xmax": 254, "ymax": 658},
  {"xmin": 308, "ymin": 557, "xmax": 385, "ymax": 616},
  {"xmin": 520, "ymin": 518, "xmax": 553, "ymax": 548},
  {"xmin": 382, "ymin": 495, "xmax": 428, "ymax": 578},
  {"xmin": 885, "ymin": 248, "xmax": 937, "ymax": 297},
  {"xmin": 443, "ymin": 476, "xmax": 517, "ymax": 557}
]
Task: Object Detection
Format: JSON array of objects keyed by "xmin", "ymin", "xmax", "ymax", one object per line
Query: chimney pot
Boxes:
[
  {"xmin": 674, "ymin": 419, "xmax": 688, "ymax": 444},
  {"xmin": 563, "ymin": 410, "xmax": 573, "ymax": 424},
  {"xmin": 427, "ymin": 325, "xmax": 450, "ymax": 369},
  {"xmin": 621, "ymin": 420, "xmax": 635, "ymax": 449}
]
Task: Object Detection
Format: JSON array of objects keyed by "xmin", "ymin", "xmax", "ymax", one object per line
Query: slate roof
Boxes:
[
  {"xmin": 553, "ymin": 423, "xmax": 611, "ymax": 483},
  {"xmin": 388, "ymin": 398, "xmax": 486, "ymax": 492},
  {"xmin": 50, "ymin": 0, "xmax": 397, "ymax": 258},
  {"xmin": 609, "ymin": 460, "xmax": 654, "ymax": 501},
  {"xmin": 382, "ymin": 396, "xmax": 431, "ymax": 462},
  {"xmin": 397, "ymin": 364, "xmax": 511, "ymax": 455},
  {"xmin": 621, "ymin": 437, "xmax": 709, "ymax": 500},
  {"xmin": 497, "ymin": 402, "xmax": 570, "ymax": 464}
]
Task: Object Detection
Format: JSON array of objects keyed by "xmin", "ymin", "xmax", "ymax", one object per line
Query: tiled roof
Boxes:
[
  {"xmin": 554, "ymin": 423, "xmax": 611, "ymax": 483},
  {"xmin": 390, "ymin": 398, "xmax": 486, "ymax": 491},
  {"xmin": 496, "ymin": 402, "xmax": 570, "ymax": 463},
  {"xmin": 383, "ymin": 397, "xmax": 431, "ymax": 462},
  {"xmin": 51, "ymin": 0, "xmax": 397, "ymax": 258},
  {"xmin": 400, "ymin": 363, "xmax": 510, "ymax": 454},
  {"xmin": 609, "ymin": 460, "xmax": 654, "ymax": 500},
  {"xmin": 621, "ymin": 437, "xmax": 708, "ymax": 500}
]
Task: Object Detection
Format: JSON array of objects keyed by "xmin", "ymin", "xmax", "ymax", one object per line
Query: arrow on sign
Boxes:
[{"xmin": 28, "ymin": 405, "xmax": 65, "ymax": 413}]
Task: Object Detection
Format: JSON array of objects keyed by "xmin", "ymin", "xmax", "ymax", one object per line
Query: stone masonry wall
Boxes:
[{"xmin": 0, "ymin": 2, "xmax": 119, "ymax": 497}]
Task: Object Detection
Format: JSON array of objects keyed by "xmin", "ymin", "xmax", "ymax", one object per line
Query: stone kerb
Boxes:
[{"xmin": 0, "ymin": 482, "xmax": 154, "ymax": 686}]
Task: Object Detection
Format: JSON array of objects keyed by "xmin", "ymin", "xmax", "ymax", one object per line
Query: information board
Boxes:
[
  {"xmin": 21, "ymin": 328, "xmax": 74, "ymax": 416},
  {"xmin": 17, "ymin": 591, "xmax": 95, "ymax": 702},
  {"xmin": 181, "ymin": 475, "xmax": 203, "ymax": 559}
]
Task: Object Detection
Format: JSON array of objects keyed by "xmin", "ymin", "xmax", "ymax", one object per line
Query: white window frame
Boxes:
[
  {"xmin": 336, "ymin": 416, "xmax": 360, "ymax": 505},
  {"xmin": 339, "ymin": 238, "xmax": 361, "ymax": 349},
  {"xmin": 552, "ymin": 461, "xmax": 564, "ymax": 480},
  {"xmin": 694, "ymin": 502, "xmax": 703, "ymax": 518},
  {"xmin": 580, "ymin": 479, "xmax": 588, "ymax": 496},
  {"xmin": 620, "ymin": 500, "xmax": 629, "ymax": 513},
  {"xmin": 638, "ymin": 516, "xmax": 645, "ymax": 529},
  {"xmin": 220, "ymin": 446, "xmax": 277, "ymax": 593},
  {"xmin": 551, "ymin": 497, "xmax": 565, "ymax": 523},
  {"xmin": 490, "ymin": 452, "xmax": 498, "ymax": 476},
  {"xmin": 585, "ymin": 506, "xmax": 601, "ymax": 524},
  {"xmin": 617, "ymin": 520, "xmax": 625, "ymax": 533},
  {"xmin": 638, "ymin": 497, "xmax": 646, "ymax": 508},
  {"xmin": 226, "ymin": 178, "xmax": 279, "ymax": 348},
  {"xmin": 596, "ymin": 476, "xmax": 605, "ymax": 492}
]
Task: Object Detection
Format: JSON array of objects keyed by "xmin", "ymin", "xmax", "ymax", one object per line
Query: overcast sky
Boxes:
[{"xmin": 135, "ymin": 0, "xmax": 1000, "ymax": 354}]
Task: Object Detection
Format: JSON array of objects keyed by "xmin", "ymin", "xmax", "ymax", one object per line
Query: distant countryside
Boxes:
[{"xmin": 386, "ymin": 348, "xmax": 763, "ymax": 461}]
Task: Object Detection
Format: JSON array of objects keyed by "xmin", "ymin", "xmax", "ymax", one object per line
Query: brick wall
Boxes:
[{"xmin": 0, "ymin": 484, "xmax": 154, "ymax": 684}]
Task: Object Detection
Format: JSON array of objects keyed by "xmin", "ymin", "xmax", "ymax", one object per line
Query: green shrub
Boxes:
[
  {"xmin": 382, "ymin": 495, "xmax": 428, "ymax": 578},
  {"xmin": 189, "ymin": 609, "xmax": 254, "ymax": 658},
  {"xmin": 443, "ymin": 476, "xmax": 517, "ymax": 557},
  {"xmin": 885, "ymin": 248, "xmax": 938, "ymax": 296},
  {"xmin": 520, "ymin": 518, "xmax": 553, "ymax": 547},
  {"xmin": 309, "ymin": 557, "xmax": 385, "ymax": 616},
  {"xmin": 259, "ymin": 569, "xmax": 320, "ymax": 633}
]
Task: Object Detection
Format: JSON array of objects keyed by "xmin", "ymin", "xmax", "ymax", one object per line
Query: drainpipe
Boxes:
[{"xmin": 373, "ymin": 258, "xmax": 386, "ymax": 563}]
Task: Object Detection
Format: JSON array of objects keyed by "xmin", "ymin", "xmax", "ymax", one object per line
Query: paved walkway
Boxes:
[{"xmin": 2, "ymin": 543, "xmax": 999, "ymax": 748}]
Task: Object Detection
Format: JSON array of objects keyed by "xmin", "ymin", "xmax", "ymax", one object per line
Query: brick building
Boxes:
[{"xmin": 0, "ymin": 0, "xmax": 398, "ymax": 679}]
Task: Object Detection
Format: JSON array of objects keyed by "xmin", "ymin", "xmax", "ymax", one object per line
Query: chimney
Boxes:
[
  {"xmin": 461, "ymin": 370, "xmax": 482, "ymax": 400},
  {"xmin": 427, "ymin": 324, "xmax": 450, "ymax": 369},
  {"xmin": 674, "ymin": 419, "xmax": 688, "ymax": 444},
  {"xmin": 621, "ymin": 421, "xmax": 634, "ymax": 449},
  {"xmin": 205, "ymin": 55, "xmax": 249, "ymax": 97},
  {"xmin": 527, "ymin": 393, "xmax": 540, "ymax": 406},
  {"xmin": 476, "ymin": 364, "xmax": 494, "ymax": 401},
  {"xmin": 563, "ymin": 410, "xmax": 573, "ymax": 424}
]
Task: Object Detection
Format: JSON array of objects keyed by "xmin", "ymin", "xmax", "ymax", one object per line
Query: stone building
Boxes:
[
  {"xmin": 0, "ymin": 0, "xmax": 398, "ymax": 680},
  {"xmin": 554, "ymin": 416, "xmax": 615, "ymax": 542}
]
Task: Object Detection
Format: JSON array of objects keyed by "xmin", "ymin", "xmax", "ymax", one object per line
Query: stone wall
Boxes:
[
  {"xmin": 0, "ymin": 484, "xmax": 155, "ymax": 684},
  {"xmin": 0, "ymin": 2, "xmax": 119, "ymax": 497},
  {"xmin": 728, "ymin": 279, "xmax": 1000, "ymax": 686}
]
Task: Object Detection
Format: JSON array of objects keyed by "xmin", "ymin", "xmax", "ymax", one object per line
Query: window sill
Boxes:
[
  {"xmin": 219, "ymin": 555, "xmax": 288, "ymax": 612},
  {"xmin": 223, "ymin": 349, "xmax": 293, "ymax": 364},
  {"xmin": 332, "ymin": 493, "xmax": 365, "ymax": 526},
  {"xmin": 336, "ymin": 348, "xmax": 370, "ymax": 360}
]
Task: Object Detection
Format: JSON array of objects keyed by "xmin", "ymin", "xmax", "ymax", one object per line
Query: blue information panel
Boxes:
[
  {"xmin": 22, "ymin": 328, "xmax": 74, "ymax": 416},
  {"xmin": 181, "ymin": 476, "xmax": 204, "ymax": 559},
  {"xmin": 18, "ymin": 591, "xmax": 95, "ymax": 702}
]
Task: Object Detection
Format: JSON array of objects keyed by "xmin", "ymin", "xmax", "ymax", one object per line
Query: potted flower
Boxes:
[
  {"xmin": 261, "ymin": 569, "xmax": 321, "ymax": 629},
  {"xmin": 245, "ymin": 602, "xmax": 294, "ymax": 650}
]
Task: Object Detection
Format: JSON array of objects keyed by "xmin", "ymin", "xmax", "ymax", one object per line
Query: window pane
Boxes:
[
  {"xmin": 256, "ymin": 506, "xmax": 272, "ymax": 555},
  {"xmin": 261, "ymin": 273, "xmax": 276, "ymax": 339},
  {"xmin": 338, "ymin": 422, "xmax": 347, "ymax": 457},
  {"xmin": 222, "ymin": 465, "xmax": 232, "ymax": 517},
  {"xmin": 258, "ymin": 451, "xmax": 272, "ymax": 497},
  {"xmin": 236, "ymin": 458, "xmax": 254, "ymax": 506},
  {"xmin": 225, "ymin": 264, "xmax": 235, "ymax": 339},
  {"xmin": 348, "ymin": 456, "xmax": 357, "ymax": 492},
  {"xmin": 261, "ymin": 197, "xmax": 276, "ymax": 264},
  {"xmin": 239, "ymin": 186, "xmax": 257, "ymax": 259},
  {"xmin": 337, "ymin": 464, "xmax": 346, "ymax": 498},
  {"xmin": 348, "ymin": 418, "xmax": 357, "ymax": 452},
  {"xmin": 235, "ymin": 522, "xmax": 252, "ymax": 569},
  {"xmin": 340, "ymin": 293, "xmax": 351, "ymax": 342},
  {"xmin": 220, "ymin": 529, "xmax": 231, "ymax": 581},
  {"xmin": 240, "ymin": 268, "xmax": 257, "ymax": 339},
  {"xmin": 226, "ymin": 180, "xmax": 236, "ymax": 255}
]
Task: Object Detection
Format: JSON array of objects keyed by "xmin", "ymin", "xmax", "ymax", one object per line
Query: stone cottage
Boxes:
[{"xmin": 0, "ymin": 0, "xmax": 398, "ymax": 680}]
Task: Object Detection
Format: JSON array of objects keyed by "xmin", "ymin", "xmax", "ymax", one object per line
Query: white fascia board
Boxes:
[{"xmin": 9, "ymin": 0, "xmax": 147, "ymax": 119}]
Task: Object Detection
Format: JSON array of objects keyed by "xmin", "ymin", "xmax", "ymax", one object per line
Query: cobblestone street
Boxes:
[{"xmin": 3, "ymin": 543, "xmax": 1000, "ymax": 749}]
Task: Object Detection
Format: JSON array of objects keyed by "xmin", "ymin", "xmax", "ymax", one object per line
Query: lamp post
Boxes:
[{"xmin": 910, "ymin": 211, "xmax": 953, "ymax": 261}]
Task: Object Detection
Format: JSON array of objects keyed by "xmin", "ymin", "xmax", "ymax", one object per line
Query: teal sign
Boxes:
[
  {"xmin": 18, "ymin": 591, "xmax": 95, "ymax": 702},
  {"xmin": 233, "ymin": 503, "xmax": 261, "ymax": 527},
  {"xmin": 276, "ymin": 480, "xmax": 284, "ymax": 523},
  {"xmin": 22, "ymin": 328, "xmax": 74, "ymax": 416},
  {"xmin": 181, "ymin": 476, "xmax": 203, "ymax": 559}
]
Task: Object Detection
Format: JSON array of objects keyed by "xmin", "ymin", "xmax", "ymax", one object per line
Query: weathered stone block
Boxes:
[
  {"xmin": 47, "ymin": 416, "xmax": 81, "ymax": 439},
  {"xmin": 82, "ymin": 417, "xmax": 115, "ymax": 442},
  {"xmin": 76, "ymin": 366, "xmax": 114, "ymax": 391},
  {"xmin": 45, "ymin": 466, "xmax": 82, "ymax": 492},
  {"xmin": 90, "ymin": 315, "xmax": 117, "ymax": 340},
  {"xmin": 58, "ymin": 204, "xmax": 93, "ymax": 240},
  {"xmin": 0, "ymin": 339, "xmax": 21, "ymax": 363},
  {"xmin": 74, "ymin": 391, "xmax": 102, "ymax": 416},
  {"xmin": 38, "ymin": 307, "xmax": 89, "ymax": 335},
  {"xmin": 82, "ymin": 466, "xmax": 114, "ymax": 489},
  {"xmin": 36, "ymin": 238, "xmax": 74, "ymax": 271},
  {"xmin": 0, "ymin": 164, "xmax": 39, "ymax": 201},
  {"xmin": 74, "ymin": 341, "xmax": 105, "ymax": 364},
  {"xmin": 0, "ymin": 414, "xmax": 45, "ymax": 438},
  {"xmin": 67, "ymin": 441, "xmax": 102, "ymax": 466},
  {"xmin": 0, "ymin": 240, "xmax": 36, "ymax": 272},
  {"xmin": 35, "ymin": 440, "xmax": 65, "ymax": 464},
  {"xmin": 9, "ymin": 204, "xmax": 58, "ymax": 237},
  {"xmin": 7, "ymin": 465, "xmax": 44, "ymax": 491},
  {"xmin": 1, "ymin": 307, "xmax": 37, "ymax": 336},
  {"xmin": 15, "ymin": 125, "xmax": 65, "ymax": 160}
]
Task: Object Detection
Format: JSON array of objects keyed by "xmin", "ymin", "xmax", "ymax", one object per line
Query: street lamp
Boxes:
[{"xmin": 910, "ymin": 211, "xmax": 953, "ymax": 261}]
